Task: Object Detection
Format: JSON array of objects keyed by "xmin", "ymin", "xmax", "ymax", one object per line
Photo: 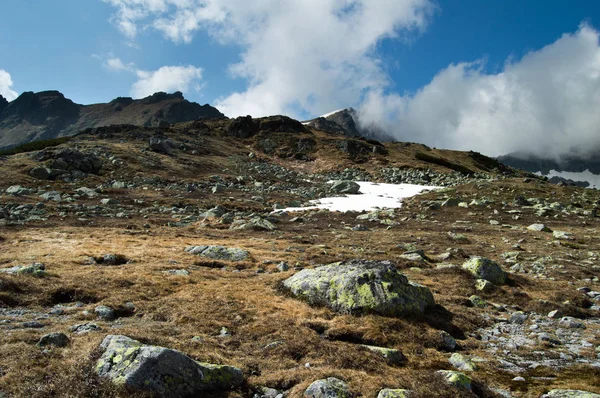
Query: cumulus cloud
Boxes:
[
  {"xmin": 358, "ymin": 24, "xmax": 600, "ymax": 158},
  {"xmin": 0, "ymin": 69, "xmax": 18, "ymax": 101},
  {"xmin": 103, "ymin": 0, "xmax": 434, "ymax": 117},
  {"xmin": 102, "ymin": 56, "xmax": 203, "ymax": 99},
  {"xmin": 131, "ymin": 65, "xmax": 203, "ymax": 98}
]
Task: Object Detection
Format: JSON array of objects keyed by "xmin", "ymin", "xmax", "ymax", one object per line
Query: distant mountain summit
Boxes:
[
  {"xmin": 0, "ymin": 91, "xmax": 224, "ymax": 150},
  {"xmin": 304, "ymin": 108, "xmax": 393, "ymax": 142}
]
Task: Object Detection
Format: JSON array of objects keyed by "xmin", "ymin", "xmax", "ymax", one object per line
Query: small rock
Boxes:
[
  {"xmin": 362, "ymin": 345, "xmax": 406, "ymax": 365},
  {"xmin": 69, "ymin": 323, "xmax": 100, "ymax": 334},
  {"xmin": 304, "ymin": 377, "xmax": 352, "ymax": 398},
  {"xmin": 37, "ymin": 332, "xmax": 70, "ymax": 347},
  {"xmin": 94, "ymin": 305, "xmax": 116, "ymax": 321},
  {"xmin": 377, "ymin": 389, "xmax": 411, "ymax": 398},
  {"xmin": 436, "ymin": 370, "xmax": 472, "ymax": 391},
  {"xmin": 509, "ymin": 311, "xmax": 528, "ymax": 325},
  {"xmin": 449, "ymin": 353, "xmax": 477, "ymax": 371},
  {"xmin": 527, "ymin": 223, "xmax": 552, "ymax": 232},
  {"xmin": 548, "ymin": 310, "xmax": 563, "ymax": 319},
  {"xmin": 440, "ymin": 331, "xmax": 457, "ymax": 351}
]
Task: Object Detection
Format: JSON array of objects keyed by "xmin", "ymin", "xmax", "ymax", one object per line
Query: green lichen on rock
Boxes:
[
  {"xmin": 462, "ymin": 256, "xmax": 506, "ymax": 285},
  {"xmin": 436, "ymin": 370, "xmax": 472, "ymax": 391},
  {"xmin": 185, "ymin": 245, "xmax": 249, "ymax": 261},
  {"xmin": 377, "ymin": 389, "xmax": 411, "ymax": 398},
  {"xmin": 304, "ymin": 377, "xmax": 352, "ymax": 398},
  {"xmin": 96, "ymin": 335, "xmax": 243, "ymax": 397},
  {"xmin": 362, "ymin": 345, "xmax": 406, "ymax": 365},
  {"xmin": 449, "ymin": 353, "xmax": 477, "ymax": 371},
  {"xmin": 283, "ymin": 260, "xmax": 435, "ymax": 316}
]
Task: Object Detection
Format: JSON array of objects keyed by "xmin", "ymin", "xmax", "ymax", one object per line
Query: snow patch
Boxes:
[{"xmin": 274, "ymin": 181, "xmax": 441, "ymax": 213}]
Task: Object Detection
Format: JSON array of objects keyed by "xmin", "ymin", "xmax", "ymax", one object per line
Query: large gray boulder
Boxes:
[
  {"xmin": 304, "ymin": 377, "xmax": 352, "ymax": 398},
  {"xmin": 461, "ymin": 257, "xmax": 507, "ymax": 285},
  {"xmin": 330, "ymin": 180, "xmax": 361, "ymax": 194},
  {"xmin": 185, "ymin": 245, "xmax": 249, "ymax": 261},
  {"xmin": 283, "ymin": 260, "xmax": 434, "ymax": 316},
  {"xmin": 96, "ymin": 335, "xmax": 243, "ymax": 397}
]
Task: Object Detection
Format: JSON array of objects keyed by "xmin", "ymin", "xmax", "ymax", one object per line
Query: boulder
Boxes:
[
  {"xmin": 527, "ymin": 223, "xmax": 552, "ymax": 232},
  {"xmin": 185, "ymin": 245, "xmax": 249, "ymax": 262},
  {"xmin": 96, "ymin": 335, "xmax": 243, "ymax": 397},
  {"xmin": 436, "ymin": 370, "xmax": 472, "ymax": 391},
  {"xmin": 37, "ymin": 332, "xmax": 70, "ymax": 348},
  {"xmin": 149, "ymin": 138, "xmax": 172, "ymax": 155},
  {"xmin": 449, "ymin": 353, "xmax": 477, "ymax": 371},
  {"xmin": 29, "ymin": 166, "xmax": 52, "ymax": 180},
  {"xmin": 283, "ymin": 260, "xmax": 435, "ymax": 316},
  {"xmin": 227, "ymin": 115, "xmax": 258, "ymax": 138},
  {"xmin": 377, "ymin": 389, "xmax": 411, "ymax": 398},
  {"xmin": 362, "ymin": 345, "xmax": 406, "ymax": 365},
  {"xmin": 304, "ymin": 377, "xmax": 351, "ymax": 398},
  {"xmin": 5, "ymin": 185, "xmax": 31, "ymax": 195},
  {"xmin": 0, "ymin": 263, "xmax": 46, "ymax": 276},
  {"xmin": 330, "ymin": 180, "xmax": 361, "ymax": 194},
  {"xmin": 461, "ymin": 257, "xmax": 506, "ymax": 285}
]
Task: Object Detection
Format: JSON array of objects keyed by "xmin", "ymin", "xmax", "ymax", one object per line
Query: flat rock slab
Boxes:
[
  {"xmin": 96, "ymin": 335, "xmax": 243, "ymax": 397},
  {"xmin": 283, "ymin": 260, "xmax": 434, "ymax": 316},
  {"xmin": 185, "ymin": 245, "xmax": 249, "ymax": 261}
]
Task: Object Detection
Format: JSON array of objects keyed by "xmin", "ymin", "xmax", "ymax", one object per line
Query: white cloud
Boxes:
[
  {"xmin": 0, "ymin": 69, "xmax": 18, "ymax": 101},
  {"xmin": 131, "ymin": 65, "xmax": 203, "ymax": 98},
  {"xmin": 358, "ymin": 24, "xmax": 600, "ymax": 158},
  {"xmin": 104, "ymin": 0, "xmax": 434, "ymax": 117},
  {"xmin": 105, "ymin": 57, "xmax": 136, "ymax": 72}
]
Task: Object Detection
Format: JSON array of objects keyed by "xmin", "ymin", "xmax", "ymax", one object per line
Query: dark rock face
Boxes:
[
  {"xmin": 0, "ymin": 95, "xmax": 7, "ymax": 115},
  {"xmin": 337, "ymin": 139, "xmax": 372, "ymax": 161},
  {"xmin": 258, "ymin": 115, "xmax": 307, "ymax": 134},
  {"xmin": 31, "ymin": 148, "xmax": 103, "ymax": 180},
  {"xmin": 325, "ymin": 108, "xmax": 362, "ymax": 137},
  {"xmin": 227, "ymin": 116, "xmax": 259, "ymax": 138},
  {"xmin": 498, "ymin": 152, "xmax": 600, "ymax": 175},
  {"xmin": 0, "ymin": 90, "xmax": 225, "ymax": 150}
]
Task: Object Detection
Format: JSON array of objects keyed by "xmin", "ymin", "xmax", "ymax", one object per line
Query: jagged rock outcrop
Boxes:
[{"xmin": 0, "ymin": 90, "xmax": 224, "ymax": 150}]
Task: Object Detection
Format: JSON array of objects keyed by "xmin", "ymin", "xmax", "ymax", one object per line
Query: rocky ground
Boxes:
[{"xmin": 0, "ymin": 118, "xmax": 599, "ymax": 397}]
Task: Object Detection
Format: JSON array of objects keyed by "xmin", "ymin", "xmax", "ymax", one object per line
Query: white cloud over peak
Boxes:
[
  {"xmin": 102, "ymin": 56, "xmax": 203, "ymax": 99},
  {"xmin": 0, "ymin": 69, "xmax": 18, "ymax": 101},
  {"xmin": 103, "ymin": 0, "xmax": 434, "ymax": 117},
  {"xmin": 358, "ymin": 24, "xmax": 600, "ymax": 158},
  {"xmin": 132, "ymin": 65, "xmax": 203, "ymax": 98}
]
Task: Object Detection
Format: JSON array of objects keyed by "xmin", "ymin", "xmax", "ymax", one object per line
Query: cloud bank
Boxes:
[
  {"xmin": 103, "ymin": 0, "xmax": 434, "ymax": 117},
  {"xmin": 0, "ymin": 69, "xmax": 18, "ymax": 101},
  {"xmin": 104, "ymin": 57, "xmax": 203, "ymax": 99},
  {"xmin": 358, "ymin": 24, "xmax": 600, "ymax": 158}
]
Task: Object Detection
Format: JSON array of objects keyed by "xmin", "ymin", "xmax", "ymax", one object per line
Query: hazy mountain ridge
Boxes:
[
  {"xmin": 0, "ymin": 90, "xmax": 224, "ymax": 150},
  {"xmin": 304, "ymin": 108, "xmax": 395, "ymax": 142}
]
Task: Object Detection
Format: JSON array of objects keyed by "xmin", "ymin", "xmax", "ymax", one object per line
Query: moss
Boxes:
[{"xmin": 437, "ymin": 370, "xmax": 472, "ymax": 391}]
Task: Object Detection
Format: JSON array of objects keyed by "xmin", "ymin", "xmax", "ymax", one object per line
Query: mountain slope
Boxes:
[
  {"xmin": 0, "ymin": 91, "xmax": 224, "ymax": 150},
  {"xmin": 304, "ymin": 108, "xmax": 394, "ymax": 141}
]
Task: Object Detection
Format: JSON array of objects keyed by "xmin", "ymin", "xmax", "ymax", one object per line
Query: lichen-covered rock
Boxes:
[
  {"xmin": 283, "ymin": 260, "xmax": 435, "ymax": 316},
  {"xmin": 0, "ymin": 263, "xmax": 46, "ymax": 276},
  {"xmin": 462, "ymin": 257, "xmax": 506, "ymax": 285},
  {"xmin": 527, "ymin": 223, "xmax": 552, "ymax": 232},
  {"xmin": 440, "ymin": 331, "xmax": 457, "ymax": 351},
  {"xmin": 362, "ymin": 345, "xmax": 406, "ymax": 365},
  {"xmin": 330, "ymin": 180, "xmax": 360, "ymax": 194},
  {"xmin": 304, "ymin": 377, "xmax": 351, "ymax": 398},
  {"xmin": 436, "ymin": 370, "xmax": 472, "ymax": 391},
  {"xmin": 185, "ymin": 245, "xmax": 249, "ymax": 261},
  {"xmin": 449, "ymin": 353, "xmax": 477, "ymax": 371},
  {"xmin": 377, "ymin": 389, "xmax": 411, "ymax": 398},
  {"xmin": 96, "ymin": 335, "xmax": 243, "ymax": 397},
  {"xmin": 541, "ymin": 390, "xmax": 600, "ymax": 398}
]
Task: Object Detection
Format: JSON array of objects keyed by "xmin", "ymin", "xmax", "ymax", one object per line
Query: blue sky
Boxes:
[{"xmin": 1, "ymin": 1, "xmax": 600, "ymax": 157}]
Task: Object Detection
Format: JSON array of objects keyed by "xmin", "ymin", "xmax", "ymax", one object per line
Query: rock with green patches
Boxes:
[
  {"xmin": 468, "ymin": 295, "xmax": 487, "ymax": 308},
  {"xmin": 541, "ymin": 390, "xmax": 600, "ymax": 398},
  {"xmin": 230, "ymin": 217, "xmax": 276, "ymax": 231},
  {"xmin": 304, "ymin": 377, "xmax": 351, "ymax": 398},
  {"xmin": 377, "ymin": 389, "xmax": 411, "ymax": 398},
  {"xmin": 553, "ymin": 231, "xmax": 573, "ymax": 240},
  {"xmin": 449, "ymin": 353, "xmax": 477, "ymax": 371},
  {"xmin": 362, "ymin": 345, "xmax": 406, "ymax": 365},
  {"xmin": 461, "ymin": 257, "xmax": 506, "ymax": 285},
  {"xmin": 0, "ymin": 263, "xmax": 46, "ymax": 277},
  {"xmin": 436, "ymin": 370, "xmax": 472, "ymax": 391},
  {"xmin": 475, "ymin": 279, "xmax": 494, "ymax": 292},
  {"xmin": 96, "ymin": 335, "xmax": 243, "ymax": 397},
  {"xmin": 283, "ymin": 260, "xmax": 435, "ymax": 316},
  {"xmin": 185, "ymin": 245, "xmax": 249, "ymax": 261}
]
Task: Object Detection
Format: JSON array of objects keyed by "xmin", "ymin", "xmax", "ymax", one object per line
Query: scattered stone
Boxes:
[
  {"xmin": 436, "ymin": 370, "xmax": 472, "ymax": 391},
  {"xmin": 377, "ymin": 389, "xmax": 411, "ymax": 398},
  {"xmin": 559, "ymin": 317, "xmax": 585, "ymax": 329},
  {"xmin": 149, "ymin": 138, "xmax": 172, "ymax": 155},
  {"xmin": 469, "ymin": 295, "xmax": 487, "ymax": 308},
  {"xmin": 548, "ymin": 310, "xmax": 563, "ymax": 319},
  {"xmin": 185, "ymin": 245, "xmax": 249, "ymax": 262},
  {"xmin": 304, "ymin": 377, "xmax": 351, "ymax": 398},
  {"xmin": 462, "ymin": 256, "xmax": 507, "ymax": 285},
  {"xmin": 0, "ymin": 263, "xmax": 46, "ymax": 276},
  {"xmin": 94, "ymin": 305, "xmax": 116, "ymax": 321},
  {"xmin": 212, "ymin": 184, "xmax": 226, "ymax": 194},
  {"xmin": 277, "ymin": 262, "xmax": 290, "ymax": 272},
  {"xmin": 283, "ymin": 260, "xmax": 435, "ymax": 316},
  {"xmin": 29, "ymin": 166, "xmax": 52, "ymax": 180},
  {"xmin": 449, "ymin": 353, "xmax": 477, "ymax": 371},
  {"xmin": 96, "ymin": 335, "xmax": 243, "ymax": 396},
  {"xmin": 527, "ymin": 223, "xmax": 552, "ymax": 232},
  {"xmin": 440, "ymin": 331, "xmax": 457, "ymax": 351},
  {"xmin": 5, "ymin": 185, "xmax": 31, "ymax": 195},
  {"xmin": 40, "ymin": 191, "xmax": 62, "ymax": 202},
  {"xmin": 553, "ymin": 231, "xmax": 573, "ymax": 240},
  {"xmin": 163, "ymin": 269, "xmax": 190, "ymax": 276},
  {"xmin": 100, "ymin": 198, "xmax": 119, "ymax": 205},
  {"xmin": 509, "ymin": 311, "xmax": 528, "ymax": 325},
  {"xmin": 37, "ymin": 332, "xmax": 70, "ymax": 348},
  {"xmin": 475, "ymin": 279, "xmax": 494, "ymax": 292},
  {"xmin": 330, "ymin": 180, "xmax": 360, "ymax": 194},
  {"xmin": 23, "ymin": 321, "xmax": 45, "ymax": 328},
  {"xmin": 69, "ymin": 323, "xmax": 100, "ymax": 334},
  {"xmin": 362, "ymin": 345, "xmax": 406, "ymax": 365}
]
